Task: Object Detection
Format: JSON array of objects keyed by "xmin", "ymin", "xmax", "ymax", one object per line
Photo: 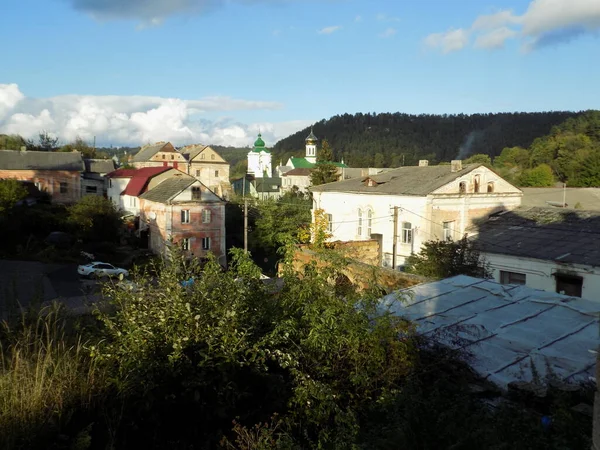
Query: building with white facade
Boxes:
[
  {"xmin": 471, "ymin": 207, "xmax": 600, "ymax": 300},
  {"xmin": 247, "ymin": 133, "xmax": 272, "ymax": 178},
  {"xmin": 310, "ymin": 161, "xmax": 522, "ymax": 268}
]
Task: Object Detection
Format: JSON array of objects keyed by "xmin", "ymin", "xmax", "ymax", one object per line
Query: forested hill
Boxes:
[{"xmin": 273, "ymin": 111, "xmax": 585, "ymax": 167}]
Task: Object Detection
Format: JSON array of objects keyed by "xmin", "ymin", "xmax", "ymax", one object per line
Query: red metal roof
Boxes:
[{"xmin": 112, "ymin": 167, "xmax": 173, "ymax": 197}]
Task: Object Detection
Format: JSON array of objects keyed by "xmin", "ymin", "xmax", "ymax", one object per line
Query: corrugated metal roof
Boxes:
[
  {"xmin": 311, "ymin": 164, "xmax": 480, "ymax": 195},
  {"xmin": 381, "ymin": 275, "xmax": 599, "ymax": 389},
  {"xmin": 0, "ymin": 150, "xmax": 84, "ymax": 171},
  {"xmin": 139, "ymin": 176, "xmax": 196, "ymax": 203},
  {"xmin": 471, "ymin": 207, "xmax": 600, "ymax": 266}
]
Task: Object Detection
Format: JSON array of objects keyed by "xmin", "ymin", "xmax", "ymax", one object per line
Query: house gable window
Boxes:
[
  {"xmin": 60, "ymin": 182, "xmax": 68, "ymax": 194},
  {"xmin": 459, "ymin": 181, "xmax": 466, "ymax": 194},
  {"xmin": 192, "ymin": 186, "xmax": 202, "ymax": 200},
  {"xmin": 202, "ymin": 237, "xmax": 211, "ymax": 250},
  {"xmin": 202, "ymin": 209, "xmax": 211, "ymax": 224},
  {"xmin": 201, "ymin": 154, "xmax": 205, "ymax": 159},
  {"xmin": 487, "ymin": 182, "xmax": 495, "ymax": 193},
  {"xmin": 181, "ymin": 209, "xmax": 190, "ymax": 224},
  {"xmin": 473, "ymin": 175, "xmax": 481, "ymax": 193},
  {"xmin": 500, "ymin": 270, "xmax": 526, "ymax": 285},
  {"xmin": 402, "ymin": 222, "xmax": 412, "ymax": 244},
  {"xmin": 195, "ymin": 169, "xmax": 201, "ymax": 177},
  {"xmin": 555, "ymin": 274, "xmax": 583, "ymax": 297},
  {"xmin": 181, "ymin": 238, "xmax": 190, "ymax": 251},
  {"xmin": 215, "ymin": 170, "xmax": 219, "ymax": 177},
  {"xmin": 211, "ymin": 154, "xmax": 215, "ymax": 160}
]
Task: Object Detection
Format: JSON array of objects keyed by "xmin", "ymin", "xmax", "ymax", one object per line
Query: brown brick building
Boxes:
[{"xmin": 0, "ymin": 150, "xmax": 84, "ymax": 204}]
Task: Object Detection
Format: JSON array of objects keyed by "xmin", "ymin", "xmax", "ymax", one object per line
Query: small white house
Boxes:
[
  {"xmin": 471, "ymin": 207, "xmax": 600, "ymax": 300},
  {"xmin": 310, "ymin": 161, "xmax": 522, "ymax": 268}
]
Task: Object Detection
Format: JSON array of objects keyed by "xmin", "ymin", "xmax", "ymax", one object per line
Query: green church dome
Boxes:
[{"xmin": 254, "ymin": 133, "xmax": 266, "ymax": 148}]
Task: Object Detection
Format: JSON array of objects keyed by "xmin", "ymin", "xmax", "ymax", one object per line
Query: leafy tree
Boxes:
[
  {"xmin": 572, "ymin": 152, "xmax": 600, "ymax": 187},
  {"xmin": 319, "ymin": 138, "xmax": 333, "ymax": 162},
  {"xmin": 95, "ymin": 247, "xmax": 415, "ymax": 448},
  {"xmin": 298, "ymin": 208, "xmax": 332, "ymax": 248},
  {"xmin": 373, "ymin": 152, "xmax": 385, "ymax": 168},
  {"xmin": 404, "ymin": 237, "xmax": 490, "ymax": 279},
  {"xmin": 251, "ymin": 190, "xmax": 311, "ymax": 252},
  {"xmin": 0, "ymin": 134, "xmax": 27, "ymax": 150},
  {"xmin": 310, "ymin": 162, "xmax": 338, "ymax": 186},
  {"xmin": 59, "ymin": 136, "xmax": 96, "ymax": 158},
  {"xmin": 68, "ymin": 195, "xmax": 121, "ymax": 242},
  {"xmin": 518, "ymin": 164, "xmax": 555, "ymax": 187},
  {"xmin": 494, "ymin": 146, "xmax": 530, "ymax": 169},
  {"xmin": 230, "ymin": 159, "xmax": 248, "ymax": 180},
  {"xmin": 0, "ymin": 179, "xmax": 28, "ymax": 213},
  {"xmin": 464, "ymin": 153, "xmax": 492, "ymax": 166},
  {"xmin": 27, "ymin": 131, "xmax": 59, "ymax": 151}
]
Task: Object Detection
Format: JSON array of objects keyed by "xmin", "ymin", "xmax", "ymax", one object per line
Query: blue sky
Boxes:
[{"xmin": 0, "ymin": 0, "xmax": 599, "ymax": 146}]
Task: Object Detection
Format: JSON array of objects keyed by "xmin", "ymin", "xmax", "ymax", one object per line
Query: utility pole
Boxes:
[
  {"xmin": 563, "ymin": 182, "xmax": 567, "ymax": 208},
  {"xmin": 392, "ymin": 206, "xmax": 399, "ymax": 270},
  {"xmin": 244, "ymin": 198, "xmax": 248, "ymax": 253}
]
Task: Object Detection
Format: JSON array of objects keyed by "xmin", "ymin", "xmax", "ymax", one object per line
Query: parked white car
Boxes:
[{"xmin": 78, "ymin": 262, "xmax": 129, "ymax": 279}]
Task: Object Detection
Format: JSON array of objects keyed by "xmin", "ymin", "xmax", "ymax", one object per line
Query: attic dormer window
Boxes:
[
  {"xmin": 366, "ymin": 178, "xmax": 377, "ymax": 187},
  {"xmin": 487, "ymin": 181, "xmax": 494, "ymax": 193},
  {"xmin": 473, "ymin": 175, "xmax": 481, "ymax": 193},
  {"xmin": 459, "ymin": 181, "xmax": 466, "ymax": 194}
]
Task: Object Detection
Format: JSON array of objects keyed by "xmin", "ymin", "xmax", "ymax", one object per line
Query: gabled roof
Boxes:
[
  {"xmin": 139, "ymin": 175, "xmax": 197, "ymax": 204},
  {"xmin": 470, "ymin": 207, "xmax": 600, "ymax": 267},
  {"xmin": 282, "ymin": 168, "xmax": 312, "ymax": 177},
  {"xmin": 254, "ymin": 177, "xmax": 281, "ymax": 193},
  {"xmin": 120, "ymin": 167, "xmax": 174, "ymax": 197},
  {"xmin": 310, "ymin": 164, "xmax": 480, "ymax": 195},
  {"xmin": 132, "ymin": 142, "xmax": 173, "ymax": 162},
  {"xmin": 180, "ymin": 144, "xmax": 209, "ymax": 161},
  {"xmin": 84, "ymin": 159, "xmax": 116, "ymax": 174},
  {"xmin": 383, "ymin": 275, "xmax": 599, "ymax": 388},
  {"xmin": 0, "ymin": 150, "xmax": 84, "ymax": 171}
]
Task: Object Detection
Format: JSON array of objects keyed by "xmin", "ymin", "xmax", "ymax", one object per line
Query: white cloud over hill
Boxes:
[{"xmin": 0, "ymin": 84, "xmax": 309, "ymax": 147}]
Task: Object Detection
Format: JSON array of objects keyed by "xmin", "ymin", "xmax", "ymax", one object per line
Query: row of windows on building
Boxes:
[
  {"xmin": 181, "ymin": 237, "xmax": 211, "ymax": 251},
  {"xmin": 459, "ymin": 176, "xmax": 494, "ymax": 194},
  {"xmin": 195, "ymin": 169, "xmax": 220, "ymax": 177},
  {"xmin": 181, "ymin": 209, "xmax": 212, "ymax": 224},
  {"xmin": 499, "ymin": 270, "xmax": 583, "ymax": 297},
  {"xmin": 161, "ymin": 153, "xmax": 216, "ymax": 161}
]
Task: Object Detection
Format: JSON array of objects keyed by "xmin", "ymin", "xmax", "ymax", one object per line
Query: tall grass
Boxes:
[{"xmin": 0, "ymin": 304, "xmax": 106, "ymax": 449}]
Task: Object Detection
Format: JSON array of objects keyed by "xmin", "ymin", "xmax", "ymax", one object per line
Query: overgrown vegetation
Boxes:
[
  {"xmin": 404, "ymin": 237, "xmax": 491, "ymax": 279},
  {"xmin": 0, "ymin": 246, "xmax": 592, "ymax": 449}
]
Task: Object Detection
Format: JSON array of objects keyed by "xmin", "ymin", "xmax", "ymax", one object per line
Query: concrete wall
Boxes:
[
  {"xmin": 483, "ymin": 252, "xmax": 600, "ymax": 301},
  {"xmin": 0, "ymin": 169, "xmax": 81, "ymax": 204},
  {"xmin": 107, "ymin": 177, "xmax": 131, "ymax": 212}
]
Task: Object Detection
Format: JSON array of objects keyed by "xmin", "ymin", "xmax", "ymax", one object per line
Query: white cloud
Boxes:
[
  {"xmin": 376, "ymin": 13, "xmax": 401, "ymax": 23},
  {"xmin": 379, "ymin": 27, "xmax": 397, "ymax": 38},
  {"xmin": 318, "ymin": 25, "xmax": 342, "ymax": 35},
  {"xmin": 425, "ymin": 0, "xmax": 600, "ymax": 53},
  {"xmin": 424, "ymin": 28, "xmax": 470, "ymax": 53},
  {"xmin": 474, "ymin": 26, "xmax": 518, "ymax": 49},
  {"xmin": 0, "ymin": 84, "xmax": 306, "ymax": 147},
  {"xmin": 354, "ymin": 15, "xmax": 362, "ymax": 23}
]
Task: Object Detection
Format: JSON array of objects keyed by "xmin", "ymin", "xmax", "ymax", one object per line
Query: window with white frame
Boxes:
[
  {"xmin": 401, "ymin": 222, "xmax": 412, "ymax": 244},
  {"xmin": 181, "ymin": 209, "xmax": 190, "ymax": 224},
  {"xmin": 367, "ymin": 209, "xmax": 373, "ymax": 236},
  {"xmin": 181, "ymin": 238, "xmax": 190, "ymax": 251},
  {"xmin": 357, "ymin": 209, "xmax": 363, "ymax": 236},
  {"xmin": 327, "ymin": 214, "xmax": 333, "ymax": 232},
  {"xmin": 202, "ymin": 209, "xmax": 211, "ymax": 224},
  {"xmin": 443, "ymin": 221, "xmax": 454, "ymax": 241},
  {"xmin": 202, "ymin": 237, "xmax": 211, "ymax": 250}
]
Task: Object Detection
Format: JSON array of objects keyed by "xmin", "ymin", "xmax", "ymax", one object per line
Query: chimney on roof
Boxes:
[
  {"xmin": 418, "ymin": 160, "xmax": 429, "ymax": 167},
  {"xmin": 451, "ymin": 160, "xmax": 462, "ymax": 172}
]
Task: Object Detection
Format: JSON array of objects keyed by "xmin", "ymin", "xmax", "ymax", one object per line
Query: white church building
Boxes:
[{"xmin": 247, "ymin": 133, "xmax": 272, "ymax": 178}]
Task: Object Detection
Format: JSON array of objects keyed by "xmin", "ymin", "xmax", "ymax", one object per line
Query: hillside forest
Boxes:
[{"xmin": 2, "ymin": 110, "xmax": 600, "ymax": 186}]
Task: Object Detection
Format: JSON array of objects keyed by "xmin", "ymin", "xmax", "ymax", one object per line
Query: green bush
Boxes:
[{"xmin": 518, "ymin": 164, "xmax": 555, "ymax": 187}]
